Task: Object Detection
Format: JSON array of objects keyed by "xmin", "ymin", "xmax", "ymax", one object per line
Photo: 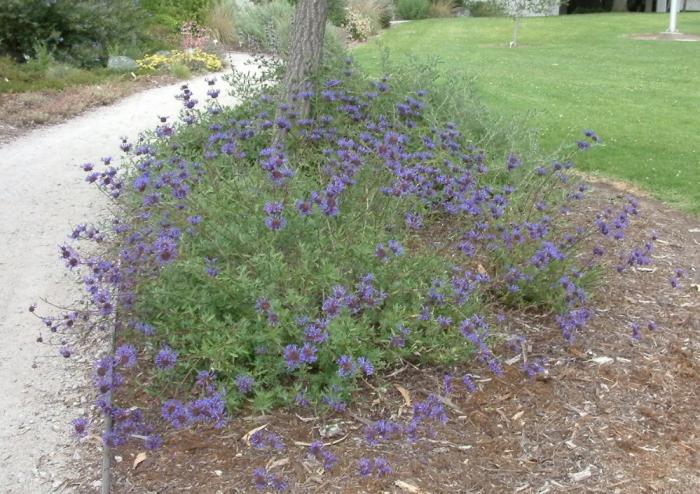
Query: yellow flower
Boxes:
[{"xmin": 136, "ymin": 49, "xmax": 222, "ymax": 73}]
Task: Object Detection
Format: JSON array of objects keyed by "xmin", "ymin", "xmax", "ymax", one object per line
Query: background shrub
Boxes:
[
  {"xmin": 378, "ymin": 1, "xmax": 395, "ymax": 28},
  {"xmin": 428, "ymin": 0, "xmax": 455, "ymax": 17},
  {"xmin": 342, "ymin": 0, "xmax": 394, "ymax": 40},
  {"xmin": 205, "ymin": 1, "xmax": 239, "ymax": 45},
  {"xmin": 344, "ymin": 9, "xmax": 375, "ymax": 41},
  {"xmin": 396, "ymin": 0, "xmax": 430, "ymax": 19},
  {"xmin": 234, "ymin": 0, "xmax": 295, "ymax": 53},
  {"xmin": 465, "ymin": 0, "xmax": 507, "ymax": 16},
  {"xmin": 141, "ymin": 0, "xmax": 213, "ymax": 24},
  {"xmin": 204, "ymin": 0, "xmax": 344, "ymax": 57},
  {"xmin": 0, "ymin": 0, "xmax": 146, "ymax": 67},
  {"xmin": 328, "ymin": 0, "xmax": 350, "ymax": 26},
  {"xmin": 348, "ymin": 0, "xmax": 395, "ymax": 32}
]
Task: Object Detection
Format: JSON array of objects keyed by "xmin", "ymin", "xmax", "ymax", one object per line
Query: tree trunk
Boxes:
[
  {"xmin": 282, "ymin": 0, "xmax": 328, "ymax": 120},
  {"xmin": 510, "ymin": 17, "xmax": 521, "ymax": 48}
]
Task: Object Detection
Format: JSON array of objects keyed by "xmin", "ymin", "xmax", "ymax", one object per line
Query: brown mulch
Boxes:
[
  {"xmin": 0, "ymin": 74, "xmax": 178, "ymax": 145},
  {"xmin": 108, "ymin": 182, "xmax": 699, "ymax": 494}
]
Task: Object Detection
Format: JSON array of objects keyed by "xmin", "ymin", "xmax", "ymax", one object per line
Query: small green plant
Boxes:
[
  {"xmin": 396, "ymin": 0, "xmax": 430, "ymax": 19},
  {"xmin": 169, "ymin": 61, "xmax": 193, "ymax": 78}
]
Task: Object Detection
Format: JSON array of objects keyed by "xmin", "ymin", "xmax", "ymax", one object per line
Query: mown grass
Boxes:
[{"xmin": 353, "ymin": 13, "xmax": 700, "ymax": 214}]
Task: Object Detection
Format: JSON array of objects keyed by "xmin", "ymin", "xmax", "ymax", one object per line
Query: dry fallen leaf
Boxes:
[
  {"xmin": 394, "ymin": 384, "xmax": 412, "ymax": 408},
  {"xmin": 295, "ymin": 414, "xmax": 317, "ymax": 423},
  {"xmin": 294, "ymin": 433, "xmax": 349, "ymax": 448},
  {"xmin": 395, "ymin": 479, "xmax": 423, "ymax": 493},
  {"xmin": 569, "ymin": 466, "xmax": 592, "ymax": 482},
  {"xmin": 266, "ymin": 457, "xmax": 289, "ymax": 470},
  {"xmin": 133, "ymin": 452, "xmax": 147, "ymax": 470},
  {"xmin": 505, "ymin": 354, "xmax": 521, "ymax": 365},
  {"xmin": 242, "ymin": 423, "xmax": 268, "ymax": 445}
]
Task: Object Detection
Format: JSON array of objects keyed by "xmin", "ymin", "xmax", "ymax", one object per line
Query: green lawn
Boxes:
[{"xmin": 353, "ymin": 13, "xmax": 700, "ymax": 214}]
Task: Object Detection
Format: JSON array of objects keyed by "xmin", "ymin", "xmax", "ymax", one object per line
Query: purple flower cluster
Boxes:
[
  {"xmin": 283, "ymin": 342, "xmax": 318, "ymax": 370},
  {"xmin": 256, "ymin": 297, "xmax": 279, "ymax": 326},
  {"xmin": 72, "ymin": 417, "xmax": 89, "ymax": 437},
  {"xmin": 459, "ymin": 316, "xmax": 503, "ymax": 377},
  {"xmin": 263, "ymin": 201, "xmax": 286, "ymax": 231},
  {"xmin": 250, "ymin": 429, "xmax": 285, "ymax": 451},
  {"xmin": 161, "ymin": 392, "xmax": 227, "ymax": 430},
  {"xmin": 336, "ymin": 355, "xmax": 373, "ymax": 378},
  {"xmin": 308, "ymin": 440, "xmax": 337, "ymax": 471},
  {"xmin": 235, "ymin": 374, "xmax": 255, "ymax": 394},
  {"xmin": 358, "ymin": 456, "xmax": 392, "ymax": 477},
  {"xmin": 374, "ymin": 240, "xmax": 404, "ymax": 262},
  {"xmin": 260, "ymin": 147, "xmax": 295, "ymax": 187},
  {"xmin": 155, "ymin": 345, "xmax": 177, "ymax": 370},
  {"xmin": 252, "ymin": 467, "xmax": 287, "ymax": 491}
]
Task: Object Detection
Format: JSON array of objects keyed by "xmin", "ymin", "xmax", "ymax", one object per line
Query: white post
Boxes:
[{"xmin": 668, "ymin": 0, "xmax": 679, "ymax": 33}]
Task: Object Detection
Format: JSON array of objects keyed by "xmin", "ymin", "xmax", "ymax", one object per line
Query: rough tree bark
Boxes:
[{"xmin": 282, "ymin": 0, "xmax": 328, "ymax": 120}]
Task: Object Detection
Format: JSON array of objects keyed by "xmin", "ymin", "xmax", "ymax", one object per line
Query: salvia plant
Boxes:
[{"xmin": 31, "ymin": 50, "xmax": 679, "ymax": 490}]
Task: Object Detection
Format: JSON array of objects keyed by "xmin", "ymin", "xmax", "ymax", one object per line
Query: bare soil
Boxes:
[
  {"xmin": 628, "ymin": 33, "xmax": 700, "ymax": 42},
  {"xmin": 0, "ymin": 75, "xmax": 178, "ymax": 145},
  {"xmin": 111, "ymin": 183, "xmax": 700, "ymax": 493}
]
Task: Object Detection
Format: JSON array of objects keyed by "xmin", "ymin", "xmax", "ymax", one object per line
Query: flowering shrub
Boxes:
[
  {"xmin": 34, "ymin": 50, "xmax": 674, "ymax": 474},
  {"xmin": 344, "ymin": 8, "xmax": 375, "ymax": 41},
  {"xmin": 180, "ymin": 20, "xmax": 213, "ymax": 51},
  {"xmin": 136, "ymin": 49, "xmax": 223, "ymax": 72}
]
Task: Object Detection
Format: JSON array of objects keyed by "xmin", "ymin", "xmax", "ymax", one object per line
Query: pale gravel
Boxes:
[{"xmin": 0, "ymin": 53, "xmax": 255, "ymax": 493}]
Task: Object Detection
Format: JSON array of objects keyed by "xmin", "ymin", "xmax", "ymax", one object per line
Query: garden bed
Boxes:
[{"xmin": 107, "ymin": 182, "xmax": 699, "ymax": 493}]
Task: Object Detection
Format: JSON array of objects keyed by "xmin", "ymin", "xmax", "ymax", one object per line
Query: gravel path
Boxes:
[{"xmin": 0, "ymin": 53, "xmax": 255, "ymax": 493}]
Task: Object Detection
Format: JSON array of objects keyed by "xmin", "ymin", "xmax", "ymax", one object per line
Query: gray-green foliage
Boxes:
[{"xmin": 207, "ymin": 0, "xmax": 345, "ymax": 57}]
